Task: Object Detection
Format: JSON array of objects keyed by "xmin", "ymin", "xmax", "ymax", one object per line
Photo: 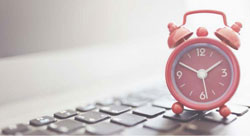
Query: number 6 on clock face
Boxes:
[{"xmin": 200, "ymin": 91, "xmax": 206, "ymax": 100}]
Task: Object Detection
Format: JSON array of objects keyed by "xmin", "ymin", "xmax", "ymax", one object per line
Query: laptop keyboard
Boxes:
[{"xmin": 1, "ymin": 86, "xmax": 249, "ymax": 135}]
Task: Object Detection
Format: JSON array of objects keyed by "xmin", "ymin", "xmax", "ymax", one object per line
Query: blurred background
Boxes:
[
  {"xmin": 0, "ymin": 0, "xmax": 249, "ymax": 56},
  {"xmin": 0, "ymin": 0, "xmax": 249, "ymax": 107},
  {"xmin": 0, "ymin": 0, "xmax": 186, "ymax": 57}
]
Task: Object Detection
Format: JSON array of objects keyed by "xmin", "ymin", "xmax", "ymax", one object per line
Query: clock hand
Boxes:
[
  {"xmin": 179, "ymin": 62, "xmax": 198, "ymax": 73},
  {"xmin": 205, "ymin": 60, "xmax": 223, "ymax": 73},
  {"xmin": 202, "ymin": 77, "xmax": 208, "ymax": 99}
]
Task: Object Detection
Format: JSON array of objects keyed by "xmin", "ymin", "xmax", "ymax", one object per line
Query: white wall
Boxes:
[{"xmin": 0, "ymin": 0, "xmax": 186, "ymax": 57}]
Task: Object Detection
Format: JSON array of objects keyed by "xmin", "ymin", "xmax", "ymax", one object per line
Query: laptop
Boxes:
[{"xmin": 1, "ymin": 0, "xmax": 250, "ymax": 135}]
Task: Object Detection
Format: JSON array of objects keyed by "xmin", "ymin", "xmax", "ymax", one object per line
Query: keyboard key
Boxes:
[
  {"xmin": 152, "ymin": 98, "xmax": 173, "ymax": 109},
  {"xmin": 24, "ymin": 130, "xmax": 55, "ymax": 135},
  {"xmin": 54, "ymin": 109, "xmax": 77, "ymax": 119},
  {"xmin": 48, "ymin": 119, "xmax": 84, "ymax": 134},
  {"xmin": 133, "ymin": 106, "xmax": 165, "ymax": 118},
  {"xmin": 230, "ymin": 104, "xmax": 249, "ymax": 116},
  {"xmin": 121, "ymin": 97, "xmax": 149, "ymax": 107},
  {"xmin": 30, "ymin": 116, "xmax": 56, "ymax": 126},
  {"xmin": 184, "ymin": 119, "xmax": 224, "ymax": 135},
  {"xmin": 122, "ymin": 127, "xmax": 161, "ymax": 135},
  {"xmin": 216, "ymin": 104, "xmax": 248, "ymax": 116},
  {"xmin": 86, "ymin": 122, "xmax": 124, "ymax": 135},
  {"xmin": 2, "ymin": 124, "xmax": 29, "ymax": 135},
  {"xmin": 96, "ymin": 98, "xmax": 114, "ymax": 106},
  {"xmin": 111, "ymin": 113, "xmax": 146, "ymax": 127},
  {"xmin": 231, "ymin": 96, "xmax": 250, "ymax": 108},
  {"xmin": 76, "ymin": 104, "xmax": 96, "ymax": 112},
  {"xmin": 127, "ymin": 90, "xmax": 162, "ymax": 100},
  {"xmin": 144, "ymin": 117, "xmax": 181, "ymax": 132},
  {"xmin": 75, "ymin": 111, "xmax": 109, "ymax": 124},
  {"xmin": 69, "ymin": 128, "xmax": 86, "ymax": 135},
  {"xmin": 163, "ymin": 110, "xmax": 199, "ymax": 122},
  {"xmin": 100, "ymin": 105, "xmax": 131, "ymax": 115},
  {"xmin": 202, "ymin": 111, "xmax": 237, "ymax": 124}
]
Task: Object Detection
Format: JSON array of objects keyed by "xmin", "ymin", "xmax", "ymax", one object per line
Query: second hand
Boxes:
[{"xmin": 202, "ymin": 78, "xmax": 208, "ymax": 99}]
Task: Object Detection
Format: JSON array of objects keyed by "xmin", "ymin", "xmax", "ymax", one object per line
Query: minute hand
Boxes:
[
  {"xmin": 205, "ymin": 60, "xmax": 222, "ymax": 73},
  {"xmin": 179, "ymin": 62, "xmax": 198, "ymax": 73}
]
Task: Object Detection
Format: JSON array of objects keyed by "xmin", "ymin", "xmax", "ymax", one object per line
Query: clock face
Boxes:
[{"xmin": 171, "ymin": 43, "xmax": 233, "ymax": 104}]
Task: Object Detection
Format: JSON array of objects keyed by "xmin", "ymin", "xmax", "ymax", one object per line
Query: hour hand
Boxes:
[
  {"xmin": 179, "ymin": 62, "xmax": 198, "ymax": 73},
  {"xmin": 205, "ymin": 60, "xmax": 223, "ymax": 73}
]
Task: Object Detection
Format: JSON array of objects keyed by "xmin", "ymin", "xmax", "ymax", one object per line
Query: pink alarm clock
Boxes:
[{"xmin": 165, "ymin": 10, "xmax": 242, "ymax": 118}]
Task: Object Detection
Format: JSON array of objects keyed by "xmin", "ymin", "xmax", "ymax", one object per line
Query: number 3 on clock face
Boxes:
[{"xmin": 166, "ymin": 38, "xmax": 240, "ymax": 110}]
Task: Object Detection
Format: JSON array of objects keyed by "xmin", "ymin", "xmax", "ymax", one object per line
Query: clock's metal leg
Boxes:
[
  {"xmin": 219, "ymin": 105, "xmax": 231, "ymax": 118},
  {"xmin": 172, "ymin": 102, "xmax": 184, "ymax": 114}
]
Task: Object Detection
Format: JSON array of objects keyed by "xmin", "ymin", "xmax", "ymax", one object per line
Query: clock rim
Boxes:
[{"xmin": 166, "ymin": 37, "xmax": 240, "ymax": 110}]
